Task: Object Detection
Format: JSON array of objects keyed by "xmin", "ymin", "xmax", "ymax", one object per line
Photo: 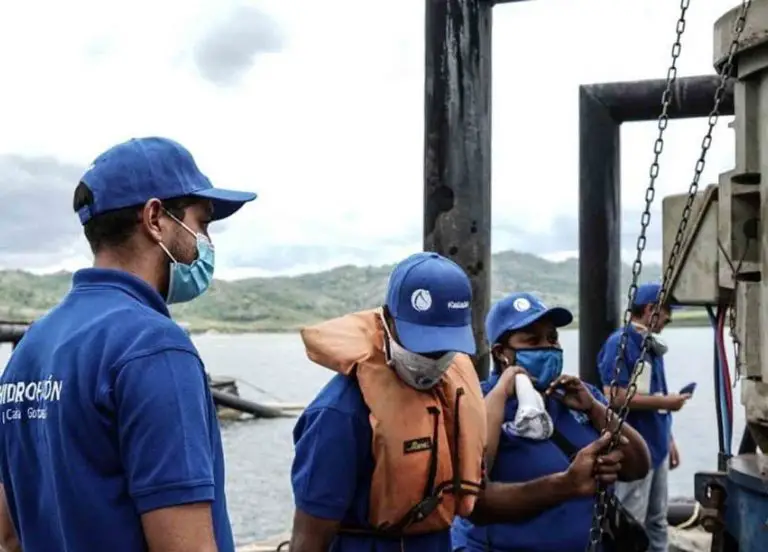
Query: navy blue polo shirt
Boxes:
[
  {"xmin": 597, "ymin": 326, "xmax": 671, "ymax": 468},
  {"xmin": 291, "ymin": 373, "xmax": 451, "ymax": 551},
  {"xmin": 0, "ymin": 268, "xmax": 233, "ymax": 551},
  {"xmin": 451, "ymin": 376, "xmax": 609, "ymax": 552}
]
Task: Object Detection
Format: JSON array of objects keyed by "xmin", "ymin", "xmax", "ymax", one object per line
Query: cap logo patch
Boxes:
[
  {"xmin": 513, "ymin": 298, "xmax": 531, "ymax": 312},
  {"xmin": 411, "ymin": 289, "xmax": 432, "ymax": 312}
]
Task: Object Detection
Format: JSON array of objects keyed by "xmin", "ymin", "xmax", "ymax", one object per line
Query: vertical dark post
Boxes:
[
  {"xmin": 578, "ymin": 87, "xmax": 621, "ymax": 385},
  {"xmin": 424, "ymin": 0, "xmax": 492, "ymax": 380}
]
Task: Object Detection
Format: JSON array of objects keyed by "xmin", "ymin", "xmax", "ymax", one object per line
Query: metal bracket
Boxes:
[{"xmin": 694, "ymin": 471, "xmax": 728, "ymax": 535}]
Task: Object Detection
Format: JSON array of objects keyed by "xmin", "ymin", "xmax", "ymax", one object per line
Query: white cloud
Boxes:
[{"xmin": 0, "ymin": 0, "xmax": 744, "ymax": 278}]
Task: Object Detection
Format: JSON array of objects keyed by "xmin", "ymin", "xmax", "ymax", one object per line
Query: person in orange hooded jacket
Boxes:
[{"xmin": 289, "ymin": 252, "xmax": 625, "ymax": 552}]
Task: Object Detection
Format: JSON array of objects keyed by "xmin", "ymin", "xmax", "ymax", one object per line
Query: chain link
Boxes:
[
  {"xmin": 586, "ymin": 2, "xmax": 752, "ymax": 549},
  {"xmin": 585, "ymin": 2, "xmax": 689, "ymax": 545}
]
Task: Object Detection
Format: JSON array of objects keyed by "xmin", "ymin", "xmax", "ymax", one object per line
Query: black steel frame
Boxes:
[{"xmin": 577, "ymin": 75, "xmax": 734, "ymax": 385}]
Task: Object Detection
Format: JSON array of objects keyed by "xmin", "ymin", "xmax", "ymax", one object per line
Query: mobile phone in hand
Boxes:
[{"xmin": 679, "ymin": 382, "xmax": 697, "ymax": 396}]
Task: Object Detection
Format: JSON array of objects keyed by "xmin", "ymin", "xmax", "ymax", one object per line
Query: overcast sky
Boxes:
[{"xmin": 0, "ymin": 0, "xmax": 743, "ymax": 279}]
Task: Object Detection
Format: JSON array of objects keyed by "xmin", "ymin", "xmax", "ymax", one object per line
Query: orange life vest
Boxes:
[{"xmin": 300, "ymin": 309, "xmax": 487, "ymax": 536}]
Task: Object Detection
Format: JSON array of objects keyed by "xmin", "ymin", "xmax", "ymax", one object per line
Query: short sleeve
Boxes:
[
  {"xmin": 114, "ymin": 350, "xmax": 215, "ymax": 514},
  {"xmin": 291, "ymin": 407, "xmax": 362, "ymax": 520},
  {"xmin": 585, "ymin": 382, "xmax": 609, "ymax": 406},
  {"xmin": 597, "ymin": 335, "xmax": 631, "ymax": 388}
]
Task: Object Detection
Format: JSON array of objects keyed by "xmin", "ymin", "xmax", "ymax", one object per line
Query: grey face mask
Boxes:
[
  {"xmin": 646, "ymin": 334, "xmax": 668, "ymax": 356},
  {"xmin": 381, "ymin": 316, "xmax": 455, "ymax": 390},
  {"xmin": 633, "ymin": 323, "xmax": 668, "ymax": 356}
]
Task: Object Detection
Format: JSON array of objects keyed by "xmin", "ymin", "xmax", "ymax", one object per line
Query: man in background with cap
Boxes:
[
  {"xmin": 0, "ymin": 137, "xmax": 256, "ymax": 552},
  {"xmin": 597, "ymin": 283, "xmax": 690, "ymax": 552},
  {"xmin": 290, "ymin": 253, "xmax": 627, "ymax": 552}
]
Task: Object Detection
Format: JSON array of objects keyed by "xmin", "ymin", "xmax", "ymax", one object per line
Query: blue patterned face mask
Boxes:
[
  {"xmin": 513, "ymin": 348, "xmax": 564, "ymax": 390},
  {"xmin": 159, "ymin": 212, "xmax": 215, "ymax": 305}
]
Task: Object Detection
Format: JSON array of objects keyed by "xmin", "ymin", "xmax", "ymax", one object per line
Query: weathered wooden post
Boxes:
[{"xmin": 424, "ymin": 0, "xmax": 529, "ymax": 379}]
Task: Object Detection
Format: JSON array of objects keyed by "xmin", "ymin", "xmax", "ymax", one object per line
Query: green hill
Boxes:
[{"xmin": 0, "ymin": 250, "xmax": 705, "ymax": 333}]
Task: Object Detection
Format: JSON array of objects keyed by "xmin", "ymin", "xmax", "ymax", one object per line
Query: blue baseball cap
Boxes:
[
  {"xmin": 385, "ymin": 252, "xmax": 475, "ymax": 355},
  {"xmin": 485, "ymin": 292, "xmax": 573, "ymax": 346},
  {"xmin": 633, "ymin": 283, "xmax": 680, "ymax": 310},
  {"xmin": 77, "ymin": 137, "xmax": 257, "ymax": 225}
]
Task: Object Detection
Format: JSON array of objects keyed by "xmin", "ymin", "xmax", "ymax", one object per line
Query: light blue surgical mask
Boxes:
[
  {"xmin": 513, "ymin": 348, "xmax": 564, "ymax": 391},
  {"xmin": 159, "ymin": 213, "xmax": 215, "ymax": 305}
]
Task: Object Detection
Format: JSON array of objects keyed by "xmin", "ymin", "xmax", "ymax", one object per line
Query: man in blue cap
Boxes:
[
  {"xmin": 290, "ymin": 254, "xmax": 626, "ymax": 552},
  {"xmin": 0, "ymin": 137, "xmax": 256, "ymax": 552},
  {"xmin": 451, "ymin": 292, "xmax": 649, "ymax": 552},
  {"xmin": 597, "ymin": 283, "xmax": 690, "ymax": 552}
]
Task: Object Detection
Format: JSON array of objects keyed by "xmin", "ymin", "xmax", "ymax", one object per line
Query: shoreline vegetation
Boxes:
[
  {"xmin": 0, "ymin": 250, "xmax": 710, "ymax": 335},
  {"xmin": 181, "ymin": 308, "xmax": 711, "ymax": 335}
]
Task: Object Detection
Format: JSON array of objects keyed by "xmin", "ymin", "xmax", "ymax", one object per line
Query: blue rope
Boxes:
[
  {"xmin": 706, "ymin": 306, "xmax": 729, "ymax": 456},
  {"xmin": 706, "ymin": 306, "xmax": 731, "ymax": 456}
]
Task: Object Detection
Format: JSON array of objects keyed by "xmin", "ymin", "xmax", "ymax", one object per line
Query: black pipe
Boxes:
[
  {"xmin": 578, "ymin": 87, "xmax": 621, "ymax": 386},
  {"xmin": 577, "ymin": 75, "xmax": 735, "ymax": 386},
  {"xmin": 581, "ymin": 76, "xmax": 734, "ymax": 122},
  {"xmin": 424, "ymin": 0, "xmax": 493, "ymax": 379},
  {"xmin": 210, "ymin": 389, "xmax": 287, "ymax": 419},
  {"xmin": 0, "ymin": 323, "xmax": 28, "ymax": 347}
]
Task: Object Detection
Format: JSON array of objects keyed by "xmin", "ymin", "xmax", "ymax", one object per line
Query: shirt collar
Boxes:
[{"xmin": 72, "ymin": 268, "xmax": 170, "ymax": 317}]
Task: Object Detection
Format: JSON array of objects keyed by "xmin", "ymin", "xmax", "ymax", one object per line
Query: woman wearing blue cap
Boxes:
[{"xmin": 451, "ymin": 292, "xmax": 651, "ymax": 552}]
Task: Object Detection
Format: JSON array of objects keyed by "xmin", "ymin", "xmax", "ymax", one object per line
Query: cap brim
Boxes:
[
  {"xmin": 508, "ymin": 306, "xmax": 574, "ymax": 333},
  {"xmin": 193, "ymin": 188, "xmax": 258, "ymax": 221},
  {"xmin": 633, "ymin": 301, "xmax": 682, "ymax": 311},
  {"xmin": 393, "ymin": 317, "xmax": 476, "ymax": 356}
]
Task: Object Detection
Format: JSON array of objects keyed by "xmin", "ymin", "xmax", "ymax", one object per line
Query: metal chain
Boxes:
[
  {"xmin": 586, "ymin": 2, "xmax": 752, "ymax": 549},
  {"xmin": 585, "ymin": 2, "xmax": 689, "ymax": 545}
]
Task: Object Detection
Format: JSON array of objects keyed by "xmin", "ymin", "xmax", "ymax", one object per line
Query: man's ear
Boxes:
[
  {"xmin": 141, "ymin": 198, "xmax": 165, "ymax": 243},
  {"xmin": 644, "ymin": 303, "xmax": 656, "ymax": 321},
  {"xmin": 491, "ymin": 344, "xmax": 508, "ymax": 367}
]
